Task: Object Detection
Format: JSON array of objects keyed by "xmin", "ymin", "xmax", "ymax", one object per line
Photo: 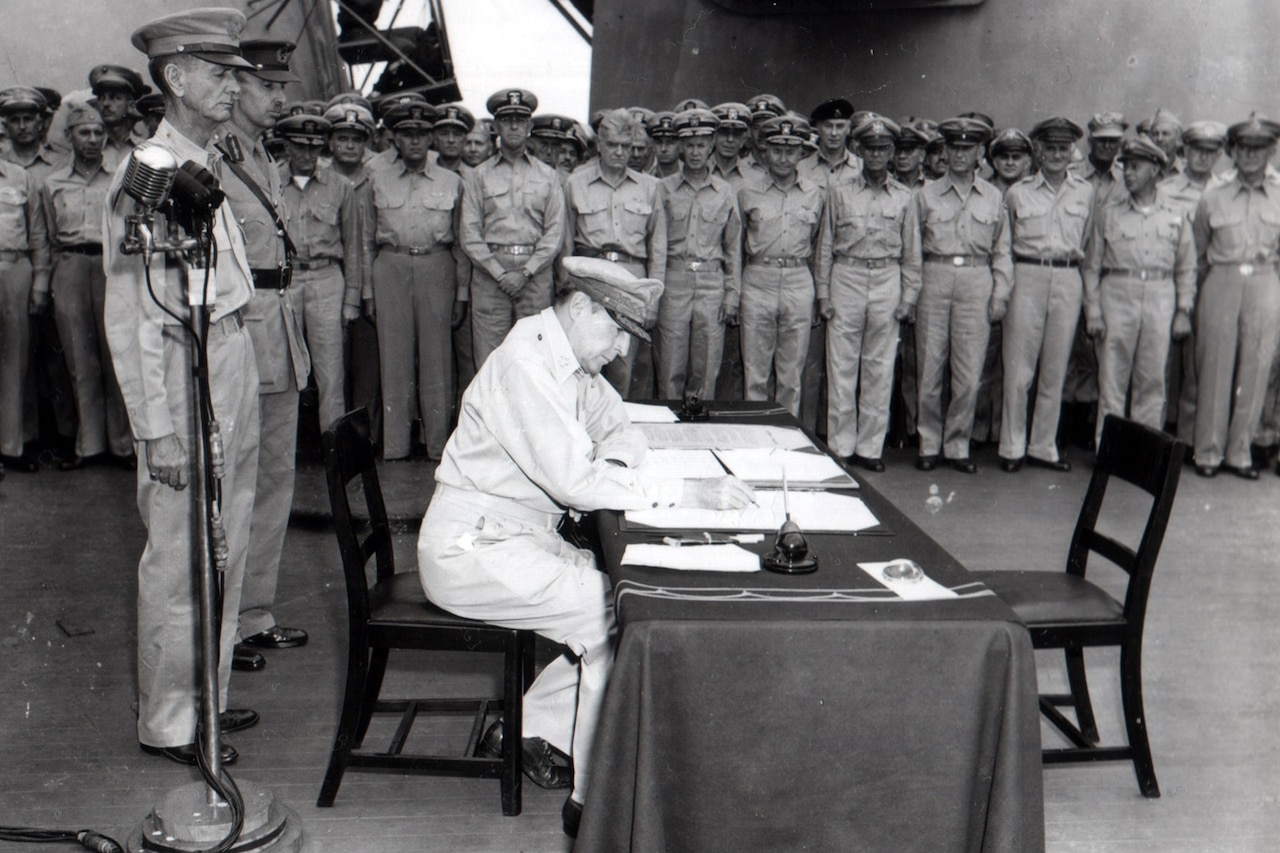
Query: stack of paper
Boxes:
[
  {"xmin": 621, "ymin": 543, "xmax": 762, "ymax": 572},
  {"xmin": 626, "ymin": 490, "xmax": 879, "ymax": 533},
  {"xmin": 713, "ymin": 448, "xmax": 856, "ymax": 489}
]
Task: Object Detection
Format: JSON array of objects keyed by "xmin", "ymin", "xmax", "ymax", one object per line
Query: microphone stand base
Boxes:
[{"xmin": 127, "ymin": 781, "xmax": 302, "ymax": 852}]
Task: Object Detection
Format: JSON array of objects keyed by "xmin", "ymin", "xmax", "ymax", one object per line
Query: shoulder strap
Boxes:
[{"xmin": 215, "ymin": 142, "xmax": 298, "ymax": 259}]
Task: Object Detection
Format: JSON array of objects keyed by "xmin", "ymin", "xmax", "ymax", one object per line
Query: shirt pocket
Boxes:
[
  {"xmin": 1013, "ymin": 200, "xmax": 1053, "ymax": 241},
  {"xmin": 520, "ymin": 178, "xmax": 553, "ymax": 219},
  {"xmin": 967, "ymin": 203, "xmax": 999, "ymax": 247},
  {"xmin": 482, "ymin": 184, "xmax": 512, "ymax": 220},
  {"xmin": 309, "ymin": 199, "xmax": 340, "ymax": 228},
  {"xmin": 620, "ymin": 197, "xmax": 654, "ymax": 233},
  {"xmin": 1207, "ymin": 207, "xmax": 1247, "ymax": 257},
  {"xmin": 420, "ymin": 191, "xmax": 457, "ymax": 242},
  {"xmin": 1259, "ymin": 206, "xmax": 1280, "ymax": 249},
  {"xmin": 1060, "ymin": 199, "xmax": 1092, "ymax": 243}
]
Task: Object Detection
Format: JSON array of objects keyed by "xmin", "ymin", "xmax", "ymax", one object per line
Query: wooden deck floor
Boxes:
[{"xmin": 2, "ymin": 439, "xmax": 1277, "ymax": 852}]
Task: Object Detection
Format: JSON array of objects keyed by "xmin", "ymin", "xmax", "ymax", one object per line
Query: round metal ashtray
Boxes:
[{"xmin": 882, "ymin": 559, "xmax": 924, "ymax": 582}]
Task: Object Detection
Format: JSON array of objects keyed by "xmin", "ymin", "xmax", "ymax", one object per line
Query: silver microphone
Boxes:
[{"xmin": 122, "ymin": 143, "xmax": 178, "ymax": 209}]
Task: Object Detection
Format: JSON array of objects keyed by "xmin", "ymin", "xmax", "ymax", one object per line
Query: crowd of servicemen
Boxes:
[{"xmin": 3, "ymin": 42, "xmax": 1280, "ymax": 486}]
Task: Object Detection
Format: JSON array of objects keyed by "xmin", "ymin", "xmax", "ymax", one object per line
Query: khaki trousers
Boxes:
[
  {"xmin": 470, "ymin": 254, "xmax": 553, "ymax": 369},
  {"xmin": 740, "ymin": 264, "xmax": 814, "ymax": 418},
  {"xmin": 291, "ymin": 264, "xmax": 347, "ymax": 432},
  {"xmin": 1095, "ymin": 272, "xmax": 1176, "ymax": 448},
  {"xmin": 655, "ymin": 264, "xmax": 725, "ymax": 400},
  {"xmin": 825, "ymin": 262, "xmax": 900, "ymax": 459}
]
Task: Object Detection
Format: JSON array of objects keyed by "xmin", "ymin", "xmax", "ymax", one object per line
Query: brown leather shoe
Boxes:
[{"xmin": 478, "ymin": 720, "xmax": 572, "ymax": 790}]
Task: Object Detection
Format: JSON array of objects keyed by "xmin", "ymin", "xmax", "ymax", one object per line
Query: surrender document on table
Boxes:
[
  {"xmin": 625, "ymin": 489, "xmax": 879, "ymax": 533},
  {"xmin": 634, "ymin": 448, "xmax": 727, "ymax": 479},
  {"xmin": 713, "ymin": 448, "xmax": 857, "ymax": 489},
  {"xmin": 640, "ymin": 422, "xmax": 816, "ymax": 451}
]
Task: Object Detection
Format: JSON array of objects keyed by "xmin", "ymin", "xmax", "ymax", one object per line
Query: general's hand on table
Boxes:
[{"xmin": 682, "ymin": 476, "xmax": 756, "ymax": 510}]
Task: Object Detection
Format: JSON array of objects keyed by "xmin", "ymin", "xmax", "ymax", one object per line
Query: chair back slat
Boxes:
[
  {"xmin": 1067, "ymin": 415, "xmax": 1184, "ymax": 626},
  {"xmin": 323, "ymin": 409, "xmax": 398, "ymax": 626}
]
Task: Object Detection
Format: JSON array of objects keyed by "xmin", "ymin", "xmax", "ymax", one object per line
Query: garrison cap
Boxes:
[
  {"xmin": 760, "ymin": 114, "xmax": 810, "ymax": 146},
  {"xmin": 559, "ymin": 256, "xmax": 664, "ymax": 343},
  {"xmin": 711, "ymin": 102, "xmax": 751, "ymax": 130},
  {"xmin": 240, "ymin": 40, "xmax": 300, "ymax": 83},
  {"xmin": 1029, "ymin": 116, "xmax": 1085, "ymax": 143},
  {"xmin": 276, "ymin": 113, "xmax": 331, "ymax": 145},
  {"xmin": 385, "ymin": 98, "xmax": 436, "ymax": 131},
  {"xmin": 1227, "ymin": 113, "xmax": 1280, "ymax": 146},
  {"xmin": 532, "ymin": 114, "xmax": 574, "ymax": 140},
  {"xmin": 672, "ymin": 97, "xmax": 708, "ymax": 113},
  {"xmin": 674, "ymin": 108, "xmax": 719, "ymax": 137},
  {"xmin": 1117, "ymin": 135, "xmax": 1168, "ymax": 167},
  {"xmin": 64, "ymin": 101, "xmax": 105, "ymax": 129},
  {"xmin": 89, "ymin": 65, "xmax": 149, "ymax": 98},
  {"xmin": 810, "ymin": 97, "xmax": 855, "ymax": 124},
  {"xmin": 988, "ymin": 127, "xmax": 1033, "ymax": 156},
  {"xmin": 1149, "ymin": 107, "xmax": 1182, "ymax": 130},
  {"xmin": 323, "ymin": 103, "xmax": 375, "ymax": 136},
  {"xmin": 135, "ymin": 93, "xmax": 166, "ymax": 117},
  {"xmin": 938, "ymin": 116, "xmax": 993, "ymax": 146},
  {"xmin": 434, "ymin": 103, "xmax": 475, "ymax": 132},
  {"xmin": 748, "ymin": 94, "xmax": 786, "ymax": 122},
  {"xmin": 285, "ymin": 100, "xmax": 325, "ymax": 117},
  {"xmin": 327, "ymin": 91, "xmax": 373, "ymax": 113},
  {"xmin": 647, "ymin": 111, "xmax": 678, "ymax": 138},
  {"xmin": 1182, "ymin": 120, "xmax": 1227, "ymax": 150},
  {"xmin": 0, "ymin": 87, "xmax": 48, "ymax": 115},
  {"xmin": 1087, "ymin": 111, "xmax": 1128, "ymax": 139},
  {"xmin": 487, "ymin": 88, "xmax": 537, "ymax": 118},
  {"xmin": 851, "ymin": 114, "xmax": 901, "ymax": 145},
  {"xmin": 130, "ymin": 7, "xmax": 254, "ymax": 68}
]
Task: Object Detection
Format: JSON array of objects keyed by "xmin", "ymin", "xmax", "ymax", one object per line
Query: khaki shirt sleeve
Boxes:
[
  {"xmin": 356, "ymin": 181, "xmax": 376, "ymax": 301},
  {"xmin": 531, "ymin": 173, "xmax": 566, "ymax": 278},
  {"xmin": 721, "ymin": 194, "xmax": 743, "ymax": 311},
  {"xmin": 26, "ymin": 169, "xmax": 50, "ymax": 287},
  {"xmin": 1173, "ymin": 212, "xmax": 1198, "ymax": 313},
  {"xmin": 338, "ymin": 180, "xmax": 362, "ymax": 309},
  {"xmin": 991, "ymin": 198, "xmax": 1015, "ymax": 305},
  {"xmin": 814, "ymin": 186, "xmax": 835, "ymax": 301},
  {"xmin": 646, "ymin": 181, "xmax": 667, "ymax": 280},
  {"xmin": 898, "ymin": 192, "xmax": 922, "ymax": 307},
  {"xmin": 1082, "ymin": 205, "xmax": 1106, "ymax": 322},
  {"xmin": 459, "ymin": 168, "xmax": 503, "ymax": 281}
]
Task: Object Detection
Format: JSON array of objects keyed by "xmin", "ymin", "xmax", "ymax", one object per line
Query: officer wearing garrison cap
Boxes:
[
  {"xmin": 800, "ymin": 97, "xmax": 863, "ymax": 190},
  {"xmin": 89, "ymin": 65, "xmax": 151, "ymax": 171},
  {"xmin": 913, "ymin": 117, "xmax": 1012, "ymax": 473},
  {"xmin": 1189, "ymin": 114, "xmax": 1280, "ymax": 478},
  {"xmin": 460, "ymin": 88, "xmax": 565, "ymax": 370},
  {"xmin": 656, "ymin": 108, "xmax": 742, "ymax": 401},
  {"xmin": 417, "ymin": 256, "xmax": 754, "ymax": 839},
  {"xmin": 210, "ymin": 38, "xmax": 312, "ymax": 671},
  {"xmin": 1145, "ymin": 107, "xmax": 1185, "ymax": 178},
  {"xmin": 564, "ymin": 107, "xmax": 667, "ymax": 399},
  {"xmin": 737, "ymin": 114, "xmax": 824, "ymax": 417},
  {"xmin": 104, "ymin": 6, "xmax": 260, "ymax": 765},
  {"xmin": 815, "ymin": 115, "xmax": 920, "ymax": 471},
  {"xmin": 135, "ymin": 93, "xmax": 165, "ymax": 138},
  {"xmin": 1083, "ymin": 135, "xmax": 1195, "ymax": 450},
  {"xmin": 361, "ymin": 98, "xmax": 465, "ymax": 462},
  {"xmin": 997, "ymin": 116, "xmax": 1094, "ymax": 473}
]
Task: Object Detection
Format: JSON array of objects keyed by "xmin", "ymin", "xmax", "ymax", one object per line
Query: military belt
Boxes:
[
  {"xmin": 575, "ymin": 245, "xmax": 646, "ymax": 265},
  {"xmin": 834, "ymin": 255, "xmax": 898, "ymax": 269},
  {"xmin": 747, "ymin": 255, "xmax": 807, "ymax": 268},
  {"xmin": 251, "ymin": 268, "xmax": 287, "ymax": 290},
  {"xmin": 1213, "ymin": 260, "xmax": 1280, "ymax": 276},
  {"xmin": 488, "ymin": 243, "xmax": 536, "ymax": 255},
  {"xmin": 293, "ymin": 258, "xmax": 338, "ymax": 271},
  {"xmin": 1014, "ymin": 254, "xmax": 1080, "ymax": 269},
  {"xmin": 1102, "ymin": 267, "xmax": 1172, "ymax": 281},
  {"xmin": 379, "ymin": 244, "xmax": 452, "ymax": 256},
  {"xmin": 923, "ymin": 253, "xmax": 989, "ymax": 267},
  {"xmin": 668, "ymin": 257, "xmax": 723, "ymax": 272}
]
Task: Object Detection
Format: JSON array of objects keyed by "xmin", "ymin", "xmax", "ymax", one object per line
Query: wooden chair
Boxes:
[
  {"xmin": 970, "ymin": 415, "xmax": 1183, "ymax": 797},
  {"xmin": 317, "ymin": 408, "xmax": 535, "ymax": 814}
]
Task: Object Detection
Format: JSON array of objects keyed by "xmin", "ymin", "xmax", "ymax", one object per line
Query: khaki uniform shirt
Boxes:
[
  {"xmin": 102, "ymin": 131, "xmax": 148, "ymax": 173},
  {"xmin": 3, "ymin": 144, "xmax": 64, "ymax": 180},
  {"xmin": 40, "ymin": 159, "xmax": 112, "ymax": 247},
  {"xmin": 359, "ymin": 159, "xmax": 466, "ymax": 299},
  {"xmin": 0, "ymin": 156, "xmax": 50, "ymax": 298},
  {"xmin": 564, "ymin": 160, "xmax": 667, "ymax": 279},
  {"xmin": 280, "ymin": 167, "xmax": 362, "ymax": 309},
  {"xmin": 915, "ymin": 174, "xmax": 1014, "ymax": 302},
  {"xmin": 815, "ymin": 174, "xmax": 921, "ymax": 304},
  {"xmin": 1070, "ymin": 157, "xmax": 1124, "ymax": 211},
  {"xmin": 1004, "ymin": 171, "xmax": 1095, "ymax": 264},
  {"xmin": 1084, "ymin": 188, "xmax": 1197, "ymax": 318},
  {"xmin": 210, "ymin": 126, "xmax": 286, "ymax": 271},
  {"xmin": 663, "ymin": 169, "xmax": 743, "ymax": 309},
  {"xmin": 711, "ymin": 156, "xmax": 758, "ymax": 193},
  {"xmin": 738, "ymin": 172, "xmax": 825, "ymax": 262},
  {"xmin": 1192, "ymin": 176, "xmax": 1280, "ymax": 273},
  {"xmin": 798, "ymin": 148, "xmax": 863, "ymax": 190},
  {"xmin": 459, "ymin": 148, "xmax": 565, "ymax": 283}
]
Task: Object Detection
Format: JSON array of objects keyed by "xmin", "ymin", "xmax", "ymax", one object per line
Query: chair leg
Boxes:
[
  {"xmin": 521, "ymin": 630, "xmax": 536, "ymax": 692},
  {"xmin": 318, "ymin": 642, "xmax": 372, "ymax": 807},
  {"xmin": 498, "ymin": 634, "xmax": 525, "ymax": 816},
  {"xmin": 1064, "ymin": 646, "xmax": 1100, "ymax": 744},
  {"xmin": 1119, "ymin": 641, "xmax": 1160, "ymax": 798},
  {"xmin": 354, "ymin": 646, "xmax": 390, "ymax": 745}
]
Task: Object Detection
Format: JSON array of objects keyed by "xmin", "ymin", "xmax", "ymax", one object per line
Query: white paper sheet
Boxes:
[
  {"xmin": 713, "ymin": 447, "xmax": 857, "ymax": 489},
  {"xmin": 639, "ymin": 422, "xmax": 816, "ymax": 451},
  {"xmin": 859, "ymin": 560, "xmax": 959, "ymax": 601},
  {"xmin": 624, "ymin": 402, "xmax": 678, "ymax": 423},
  {"xmin": 625, "ymin": 490, "xmax": 879, "ymax": 532},
  {"xmin": 622, "ymin": 543, "xmax": 762, "ymax": 572},
  {"xmin": 634, "ymin": 448, "xmax": 727, "ymax": 480}
]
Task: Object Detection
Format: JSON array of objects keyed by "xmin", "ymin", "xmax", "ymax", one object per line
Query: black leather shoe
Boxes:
[
  {"xmin": 1027, "ymin": 455, "xmax": 1071, "ymax": 472},
  {"xmin": 0, "ymin": 453, "xmax": 39, "ymax": 473},
  {"xmin": 218, "ymin": 709, "xmax": 259, "ymax": 733},
  {"xmin": 478, "ymin": 720, "xmax": 572, "ymax": 790},
  {"xmin": 948, "ymin": 458, "xmax": 978, "ymax": 474},
  {"xmin": 232, "ymin": 644, "xmax": 266, "ymax": 672},
  {"xmin": 849, "ymin": 454, "xmax": 884, "ymax": 473},
  {"xmin": 1194, "ymin": 463, "xmax": 1218, "ymax": 478},
  {"xmin": 562, "ymin": 796, "xmax": 583, "ymax": 838},
  {"xmin": 58, "ymin": 453, "xmax": 104, "ymax": 472},
  {"xmin": 999, "ymin": 456, "xmax": 1024, "ymax": 473},
  {"xmin": 241, "ymin": 625, "xmax": 308, "ymax": 649},
  {"xmin": 141, "ymin": 741, "xmax": 238, "ymax": 766},
  {"xmin": 111, "ymin": 452, "xmax": 138, "ymax": 471},
  {"xmin": 915, "ymin": 454, "xmax": 938, "ymax": 471},
  {"xmin": 1226, "ymin": 465, "xmax": 1260, "ymax": 481},
  {"xmin": 1275, "ymin": 460, "xmax": 1280, "ymax": 477}
]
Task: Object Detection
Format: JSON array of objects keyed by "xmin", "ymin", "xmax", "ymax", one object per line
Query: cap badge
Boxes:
[
  {"xmin": 780, "ymin": 120, "xmax": 793, "ymax": 135},
  {"xmin": 345, "ymin": 110, "xmax": 357, "ymax": 123},
  {"xmin": 507, "ymin": 91, "xmax": 522, "ymax": 105}
]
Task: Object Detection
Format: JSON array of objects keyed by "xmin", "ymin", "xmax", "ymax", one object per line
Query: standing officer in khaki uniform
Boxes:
[
  {"xmin": 648, "ymin": 112, "xmax": 682, "ymax": 178},
  {"xmin": 1, "ymin": 87, "xmax": 62, "ymax": 178},
  {"xmin": 88, "ymin": 65, "xmax": 150, "ymax": 171},
  {"xmin": 1163, "ymin": 120, "xmax": 1227, "ymax": 447},
  {"xmin": 36, "ymin": 102, "xmax": 133, "ymax": 470},
  {"xmin": 361, "ymin": 98, "xmax": 465, "ymax": 461},
  {"xmin": 997, "ymin": 117, "xmax": 1094, "ymax": 472},
  {"xmin": 460, "ymin": 88, "xmax": 564, "ymax": 370},
  {"xmin": 657, "ymin": 108, "xmax": 742, "ymax": 401},
  {"xmin": 1190, "ymin": 115, "xmax": 1280, "ymax": 479},
  {"xmin": 1071, "ymin": 113, "xmax": 1127, "ymax": 209},
  {"xmin": 214, "ymin": 40, "xmax": 312, "ymax": 669},
  {"xmin": 815, "ymin": 115, "xmax": 920, "ymax": 471},
  {"xmin": 800, "ymin": 98, "xmax": 862, "ymax": 189},
  {"xmin": 1146, "ymin": 108, "xmax": 1186, "ymax": 178},
  {"xmin": 738, "ymin": 115, "xmax": 825, "ymax": 417},
  {"xmin": 709, "ymin": 102, "xmax": 755, "ymax": 401},
  {"xmin": 564, "ymin": 108, "xmax": 667, "ymax": 398},
  {"xmin": 1084, "ymin": 136, "xmax": 1196, "ymax": 448},
  {"xmin": 431, "ymin": 103, "xmax": 478, "ymax": 403},
  {"xmin": 277, "ymin": 114, "xmax": 360, "ymax": 434},
  {"xmin": 914, "ymin": 117, "xmax": 1013, "ymax": 473}
]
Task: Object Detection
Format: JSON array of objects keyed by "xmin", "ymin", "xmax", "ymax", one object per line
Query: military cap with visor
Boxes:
[
  {"xmin": 1182, "ymin": 120, "xmax": 1227, "ymax": 150},
  {"xmin": 1148, "ymin": 107, "xmax": 1182, "ymax": 131},
  {"xmin": 760, "ymin": 114, "xmax": 811, "ymax": 146},
  {"xmin": 1029, "ymin": 116, "xmax": 1085, "ymax": 143},
  {"xmin": 324, "ymin": 103, "xmax": 375, "ymax": 136},
  {"xmin": 89, "ymin": 65, "xmax": 150, "ymax": 99},
  {"xmin": 647, "ymin": 111, "xmax": 678, "ymax": 138},
  {"xmin": 532, "ymin": 114, "xmax": 574, "ymax": 141},
  {"xmin": 851, "ymin": 114, "xmax": 901, "ymax": 145},
  {"xmin": 135, "ymin": 93, "xmax": 166, "ymax": 117},
  {"xmin": 276, "ymin": 113, "xmax": 331, "ymax": 146},
  {"xmin": 326, "ymin": 91, "xmax": 373, "ymax": 114},
  {"xmin": 938, "ymin": 116, "xmax": 994, "ymax": 146},
  {"xmin": 0, "ymin": 87, "xmax": 48, "ymax": 115},
  {"xmin": 285, "ymin": 100, "xmax": 325, "ymax": 117},
  {"xmin": 988, "ymin": 127, "xmax": 1033, "ymax": 156},
  {"xmin": 1087, "ymin": 111, "xmax": 1128, "ymax": 139},
  {"xmin": 1118, "ymin": 135, "xmax": 1168, "ymax": 168},
  {"xmin": 130, "ymin": 7, "xmax": 254, "ymax": 68},
  {"xmin": 559, "ymin": 256, "xmax": 664, "ymax": 343},
  {"xmin": 1227, "ymin": 113, "xmax": 1280, "ymax": 146},
  {"xmin": 748, "ymin": 94, "xmax": 786, "ymax": 122},
  {"xmin": 672, "ymin": 97, "xmax": 709, "ymax": 113},
  {"xmin": 487, "ymin": 88, "xmax": 537, "ymax": 118},
  {"xmin": 711, "ymin": 102, "xmax": 751, "ymax": 130},
  {"xmin": 239, "ymin": 40, "xmax": 300, "ymax": 83},
  {"xmin": 385, "ymin": 98, "xmax": 436, "ymax": 132},
  {"xmin": 674, "ymin": 108, "xmax": 719, "ymax": 137},
  {"xmin": 434, "ymin": 103, "xmax": 476, "ymax": 132}
]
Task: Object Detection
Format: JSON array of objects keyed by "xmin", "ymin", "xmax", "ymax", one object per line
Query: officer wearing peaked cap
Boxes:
[
  {"xmin": 327, "ymin": 91, "xmax": 374, "ymax": 114},
  {"xmin": 709, "ymin": 102, "xmax": 754, "ymax": 190},
  {"xmin": 1073, "ymin": 112, "xmax": 1127, "ymax": 209},
  {"xmin": 418, "ymin": 254, "xmax": 753, "ymax": 838},
  {"xmin": 657, "ymin": 107, "xmax": 742, "ymax": 401},
  {"xmin": 801, "ymin": 97, "xmax": 863, "ymax": 190},
  {"xmin": 988, "ymin": 128, "xmax": 1034, "ymax": 193},
  {"xmin": 647, "ymin": 111, "xmax": 682, "ymax": 178},
  {"xmin": 530, "ymin": 113, "xmax": 571, "ymax": 169},
  {"xmin": 135, "ymin": 93, "xmax": 165, "ymax": 137},
  {"xmin": 367, "ymin": 93, "xmax": 436, "ymax": 173},
  {"xmin": 743, "ymin": 94, "xmax": 786, "ymax": 175},
  {"xmin": 1189, "ymin": 114, "xmax": 1280, "ymax": 477},
  {"xmin": 88, "ymin": 65, "xmax": 151, "ymax": 169},
  {"xmin": 1083, "ymin": 134, "xmax": 1195, "ymax": 451},
  {"xmin": 433, "ymin": 104, "xmax": 475, "ymax": 173},
  {"xmin": 460, "ymin": 87, "xmax": 564, "ymax": 371},
  {"xmin": 673, "ymin": 97, "xmax": 709, "ymax": 113},
  {"xmin": 815, "ymin": 114, "xmax": 920, "ymax": 471},
  {"xmin": 104, "ymin": 5, "xmax": 260, "ymax": 761},
  {"xmin": 996, "ymin": 116, "xmax": 1094, "ymax": 472}
]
